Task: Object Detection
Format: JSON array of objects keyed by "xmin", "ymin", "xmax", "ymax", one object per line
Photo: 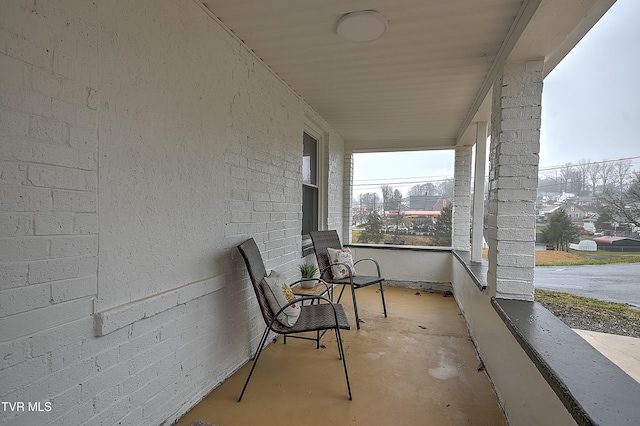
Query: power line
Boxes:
[
  {"xmin": 538, "ymin": 156, "xmax": 640, "ymax": 173},
  {"xmin": 354, "ymin": 175, "xmax": 452, "ymax": 185},
  {"xmin": 353, "ymin": 155, "xmax": 640, "ymax": 190},
  {"xmin": 353, "ymin": 178, "xmax": 452, "ymax": 188}
]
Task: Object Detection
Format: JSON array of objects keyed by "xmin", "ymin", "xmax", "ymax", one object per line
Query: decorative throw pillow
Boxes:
[
  {"xmin": 327, "ymin": 247, "xmax": 356, "ymax": 280},
  {"xmin": 261, "ymin": 271, "xmax": 301, "ymax": 327}
]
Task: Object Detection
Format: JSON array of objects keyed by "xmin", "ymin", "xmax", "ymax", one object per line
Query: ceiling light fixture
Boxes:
[{"xmin": 336, "ymin": 10, "xmax": 388, "ymax": 43}]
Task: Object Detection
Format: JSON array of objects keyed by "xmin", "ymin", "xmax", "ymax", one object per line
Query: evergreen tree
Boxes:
[
  {"xmin": 542, "ymin": 208, "xmax": 580, "ymax": 251},
  {"xmin": 358, "ymin": 211, "xmax": 384, "ymax": 243},
  {"xmin": 432, "ymin": 205, "xmax": 452, "ymax": 246}
]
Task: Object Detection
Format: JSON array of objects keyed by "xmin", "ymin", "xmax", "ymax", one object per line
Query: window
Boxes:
[{"xmin": 302, "ymin": 132, "xmax": 318, "ymax": 246}]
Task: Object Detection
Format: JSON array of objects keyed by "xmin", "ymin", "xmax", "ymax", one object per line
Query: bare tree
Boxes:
[
  {"xmin": 558, "ymin": 163, "xmax": 574, "ymax": 192},
  {"xmin": 588, "ymin": 162, "xmax": 601, "ymax": 195},
  {"xmin": 436, "ymin": 178, "xmax": 455, "ymax": 197},
  {"xmin": 569, "ymin": 168, "xmax": 583, "ymax": 194},
  {"xmin": 408, "ymin": 182, "xmax": 436, "ymax": 197},
  {"xmin": 381, "ymin": 185, "xmax": 393, "ymax": 214},
  {"xmin": 598, "ymin": 160, "xmax": 614, "ymax": 192},
  {"xmin": 613, "ymin": 158, "xmax": 632, "ymax": 193},
  {"xmin": 538, "ymin": 171, "xmax": 559, "ymax": 194},
  {"xmin": 599, "ymin": 171, "xmax": 640, "ymax": 229},
  {"xmin": 575, "ymin": 160, "xmax": 591, "ymax": 195},
  {"xmin": 359, "ymin": 192, "xmax": 380, "ymax": 214}
]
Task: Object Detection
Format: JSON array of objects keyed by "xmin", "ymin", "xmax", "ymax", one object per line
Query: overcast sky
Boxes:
[
  {"xmin": 540, "ymin": 0, "xmax": 640, "ymax": 168},
  {"xmin": 354, "ymin": 0, "xmax": 640, "ymax": 197}
]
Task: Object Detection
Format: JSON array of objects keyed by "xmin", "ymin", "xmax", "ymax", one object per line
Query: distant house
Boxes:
[
  {"xmin": 593, "ymin": 236, "xmax": 640, "ymax": 252},
  {"xmin": 564, "ymin": 204, "xmax": 588, "ymax": 222},
  {"xmin": 537, "ymin": 204, "xmax": 561, "ymax": 223},
  {"xmin": 574, "ymin": 195, "xmax": 595, "ymax": 206},
  {"xmin": 538, "ymin": 203, "xmax": 588, "ymax": 224},
  {"xmin": 409, "ymin": 195, "xmax": 451, "ymax": 211}
]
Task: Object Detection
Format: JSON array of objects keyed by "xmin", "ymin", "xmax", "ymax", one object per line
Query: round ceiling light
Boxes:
[{"xmin": 336, "ymin": 10, "xmax": 388, "ymax": 43}]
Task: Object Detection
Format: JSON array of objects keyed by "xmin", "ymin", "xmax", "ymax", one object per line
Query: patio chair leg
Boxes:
[
  {"xmin": 350, "ymin": 284, "xmax": 361, "ymax": 330},
  {"xmin": 379, "ymin": 282, "xmax": 387, "ymax": 318},
  {"xmin": 336, "ymin": 284, "xmax": 346, "ymax": 303},
  {"xmin": 333, "ymin": 328, "xmax": 342, "ymax": 360},
  {"xmin": 238, "ymin": 327, "xmax": 270, "ymax": 402},
  {"xmin": 335, "ymin": 327, "xmax": 352, "ymax": 400}
]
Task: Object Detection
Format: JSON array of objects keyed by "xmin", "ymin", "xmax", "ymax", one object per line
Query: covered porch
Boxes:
[{"xmin": 2, "ymin": 1, "xmax": 638, "ymax": 425}]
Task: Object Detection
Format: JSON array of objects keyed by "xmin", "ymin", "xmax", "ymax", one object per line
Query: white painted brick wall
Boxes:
[
  {"xmin": 1, "ymin": 0, "xmax": 347, "ymax": 425},
  {"xmin": 1, "ymin": 8, "xmax": 100, "ymax": 426},
  {"xmin": 453, "ymin": 146, "xmax": 472, "ymax": 250},
  {"xmin": 487, "ymin": 60, "xmax": 543, "ymax": 301},
  {"xmin": 327, "ymin": 135, "xmax": 345, "ymax": 233}
]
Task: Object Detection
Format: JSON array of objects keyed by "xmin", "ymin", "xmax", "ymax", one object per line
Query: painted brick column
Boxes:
[
  {"xmin": 453, "ymin": 146, "xmax": 473, "ymax": 250},
  {"xmin": 342, "ymin": 151, "xmax": 354, "ymax": 243},
  {"xmin": 471, "ymin": 122, "xmax": 488, "ymax": 262},
  {"xmin": 487, "ymin": 61, "xmax": 543, "ymax": 300}
]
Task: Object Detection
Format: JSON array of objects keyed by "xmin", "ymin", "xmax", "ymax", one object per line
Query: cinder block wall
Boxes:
[{"xmin": 0, "ymin": 1, "xmax": 344, "ymax": 425}]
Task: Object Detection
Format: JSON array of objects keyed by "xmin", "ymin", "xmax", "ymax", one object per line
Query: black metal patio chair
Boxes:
[
  {"xmin": 236, "ymin": 238, "xmax": 352, "ymax": 401},
  {"xmin": 310, "ymin": 230, "xmax": 387, "ymax": 330}
]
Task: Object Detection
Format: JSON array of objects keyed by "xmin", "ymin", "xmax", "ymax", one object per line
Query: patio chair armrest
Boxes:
[
  {"xmin": 269, "ymin": 295, "xmax": 343, "ymax": 328},
  {"xmin": 272, "ymin": 295, "xmax": 334, "ymax": 316},
  {"xmin": 353, "ymin": 257, "xmax": 382, "ymax": 277},
  {"xmin": 319, "ymin": 263, "xmax": 356, "ymax": 285}
]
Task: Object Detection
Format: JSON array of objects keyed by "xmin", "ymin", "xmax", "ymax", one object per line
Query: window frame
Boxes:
[{"xmin": 301, "ymin": 119, "xmax": 328, "ymax": 254}]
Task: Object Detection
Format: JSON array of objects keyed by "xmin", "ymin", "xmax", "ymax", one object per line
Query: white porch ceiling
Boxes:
[{"xmin": 198, "ymin": 0, "xmax": 615, "ymax": 150}]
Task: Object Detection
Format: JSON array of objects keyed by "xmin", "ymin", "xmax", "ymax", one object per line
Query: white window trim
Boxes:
[{"xmin": 302, "ymin": 115, "xmax": 329, "ymax": 250}]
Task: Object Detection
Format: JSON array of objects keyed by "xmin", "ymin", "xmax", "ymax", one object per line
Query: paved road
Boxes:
[{"xmin": 535, "ymin": 263, "xmax": 640, "ymax": 309}]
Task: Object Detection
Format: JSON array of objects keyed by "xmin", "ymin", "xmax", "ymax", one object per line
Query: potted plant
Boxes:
[{"xmin": 298, "ymin": 263, "xmax": 318, "ymax": 288}]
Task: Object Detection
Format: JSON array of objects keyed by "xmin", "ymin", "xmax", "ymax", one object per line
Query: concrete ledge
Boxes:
[
  {"xmin": 348, "ymin": 242, "xmax": 452, "ymax": 253},
  {"xmin": 493, "ymin": 298, "xmax": 640, "ymax": 426},
  {"xmin": 452, "ymin": 250, "xmax": 487, "ymax": 291},
  {"xmin": 95, "ymin": 275, "xmax": 225, "ymax": 336}
]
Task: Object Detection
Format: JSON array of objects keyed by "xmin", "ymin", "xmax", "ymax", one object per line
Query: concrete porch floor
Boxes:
[{"xmin": 176, "ymin": 286, "xmax": 507, "ymax": 426}]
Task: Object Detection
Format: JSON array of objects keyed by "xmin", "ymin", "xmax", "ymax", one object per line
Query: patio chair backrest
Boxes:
[
  {"xmin": 310, "ymin": 230, "xmax": 343, "ymax": 278},
  {"xmin": 237, "ymin": 238, "xmax": 277, "ymax": 327}
]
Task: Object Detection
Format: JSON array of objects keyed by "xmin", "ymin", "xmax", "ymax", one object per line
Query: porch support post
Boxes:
[
  {"xmin": 453, "ymin": 146, "xmax": 473, "ymax": 250},
  {"xmin": 343, "ymin": 151, "xmax": 354, "ymax": 244},
  {"xmin": 487, "ymin": 61, "xmax": 543, "ymax": 300},
  {"xmin": 471, "ymin": 122, "xmax": 488, "ymax": 262}
]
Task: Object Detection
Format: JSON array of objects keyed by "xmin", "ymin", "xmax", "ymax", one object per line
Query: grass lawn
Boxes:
[
  {"xmin": 535, "ymin": 289, "xmax": 640, "ymax": 337},
  {"xmin": 481, "ymin": 248, "xmax": 640, "ymax": 266},
  {"xmin": 352, "ymin": 230, "xmax": 437, "ymax": 246},
  {"xmin": 352, "ymin": 230, "xmax": 640, "ymax": 266},
  {"xmin": 535, "ymin": 290, "xmax": 640, "ymax": 317}
]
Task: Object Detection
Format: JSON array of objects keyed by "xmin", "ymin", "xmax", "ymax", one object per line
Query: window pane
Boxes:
[
  {"xmin": 352, "ymin": 150, "xmax": 455, "ymax": 247},
  {"xmin": 302, "ymin": 131, "xmax": 319, "ymax": 241},
  {"xmin": 302, "ymin": 185, "xmax": 318, "ymax": 236},
  {"xmin": 303, "ymin": 132, "xmax": 317, "ymax": 185}
]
